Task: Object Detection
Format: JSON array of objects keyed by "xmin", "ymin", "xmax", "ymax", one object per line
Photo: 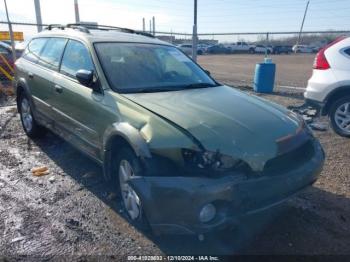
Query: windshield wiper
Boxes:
[
  {"xmin": 122, "ymin": 86, "xmax": 184, "ymax": 94},
  {"xmin": 121, "ymin": 83, "xmax": 219, "ymax": 94},
  {"xmin": 181, "ymin": 83, "xmax": 219, "ymax": 89}
]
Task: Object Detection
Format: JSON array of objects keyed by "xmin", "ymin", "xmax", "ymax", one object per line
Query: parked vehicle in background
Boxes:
[
  {"xmin": 207, "ymin": 44, "xmax": 232, "ymax": 54},
  {"xmin": 178, "ymin": 43, "xmax": 206, "ymax": 55},
  {"xmin": 253, "ymin": 45, "xmax": 273, "ymax": 54},
  {"xmin": 0, "ymin": 41, "xmax": 25, "ymax": 80},
  {"xmin": 293, "ymin": 44, "xmax": 313, "ymax": 53},
  {"xmin": 229, "ymin": 41, "xmax": 255, "ymax": 53},
  {"xmin": 14, "ymin": 24, "xmax": 324, "ymax": 236},
  {"xmin": 0, "ymin": 41, "xmax": 25, "ymax": 64},
  {"xmin": 305, "ymin": 36, "xmax": 350, "ymax": 137},
  {"xmin": 197, "ymin": 44, "xmax": 208, "ymax": 55},
  {"xmin": 273, "ymin": 45, "xmax": 292, "ymax": 54},
  {"xmin": 177, "ymin": 44, "xmax": 193, "ymax": 55},
  {"xmin": 311, "ymin": 46, "xmax": 322, "ymax": 53}
]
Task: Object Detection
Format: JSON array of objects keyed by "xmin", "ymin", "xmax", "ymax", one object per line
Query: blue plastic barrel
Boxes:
[{"xmin": 253, "ymin": 62, "xmax": 276, "ymax": 93}]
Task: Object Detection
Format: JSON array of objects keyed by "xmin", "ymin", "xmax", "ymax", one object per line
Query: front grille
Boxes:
[{"xmin": 263, "ymin": 140, "xmax": 315, "ymax": 176}]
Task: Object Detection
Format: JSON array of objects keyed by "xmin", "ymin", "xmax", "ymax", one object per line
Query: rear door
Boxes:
[
  {"xmin": 21, "ymin": 37, "xmax": 67, "ymax": 121},
  {"xmin": 51, "ymin": 39, "xmax": 104, "ymax": 159}
]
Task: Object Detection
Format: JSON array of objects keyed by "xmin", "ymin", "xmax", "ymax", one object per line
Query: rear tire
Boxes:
[
  {"xmin": 114, "ymin": 146, "xmax": 150, "ymax": 230},
  {"xmin": 329, "ymin": 96, "xmax": 350, "ymax": 138},
  {"xmin": 18, "ymin": 93, "xmax": 46, "ymax": 138}
]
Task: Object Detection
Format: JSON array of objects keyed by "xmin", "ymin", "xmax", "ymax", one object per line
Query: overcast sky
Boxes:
[{"xmin": 0, "ymin": 0, "xmax": 349, "ymax": 41}]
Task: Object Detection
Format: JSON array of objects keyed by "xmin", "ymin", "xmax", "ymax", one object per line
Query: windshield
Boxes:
[{"xmin": 94, "ymin": 43, "xmax": 217, "ymax": 93}]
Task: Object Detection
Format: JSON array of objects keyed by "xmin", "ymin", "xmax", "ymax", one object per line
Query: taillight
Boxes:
[
  {"xmin": 313, "ymin": 36, "xmax": 347, "ymax": 70},
  {"xmin": 313, "ymin": 49, "xmax": 330, "ymax": 70}
]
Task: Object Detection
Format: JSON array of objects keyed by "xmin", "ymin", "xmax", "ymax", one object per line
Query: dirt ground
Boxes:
[
  {"xmin": 198, "ymin": 54, "xmax": 315, "ymax": 88},
  {"xmin": 0, "ymin": 56, "xmax": 350, "ymax": 259}
]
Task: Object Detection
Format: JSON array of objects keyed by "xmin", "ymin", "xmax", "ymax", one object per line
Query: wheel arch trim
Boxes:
[
  {"xmin": 102, "ymin": 122, "xmax": 151, "ymax": 180},
  {"xmin": 323, "ymin": 85, "xmax": 350, "ymax": 115},
  {"xmin": 15, "ymin": 77, "xmax": 36, "ymax": 113}
]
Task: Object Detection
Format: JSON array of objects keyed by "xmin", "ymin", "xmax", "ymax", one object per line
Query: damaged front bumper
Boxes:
[{"xmin": 129, "ymin": 140, "xmax": 325, "ymax": 235}]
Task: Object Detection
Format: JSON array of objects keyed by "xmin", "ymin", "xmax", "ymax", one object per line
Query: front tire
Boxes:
[
  {"xmin": 329, "ymin": 96, "xmax": 350, "ymax": 138},
  {"xmin": 115, "ymin": 147, "xmax": 149, "ymax": 229},
  {"xmin": 18, "ymin": 93, "xmax": 46, "ymax": 138}
]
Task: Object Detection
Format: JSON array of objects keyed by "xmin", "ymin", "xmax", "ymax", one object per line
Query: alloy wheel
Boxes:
[
  {"xmin": 21, "ymin": 98, "xmax": 33, "ymax": 133},
  {"xmin": 118, "ymin": 159, "xmax": 141, "ymax": 220},
  {"xmin": 334, "ymin": 102, "xmax": 350, "ymax": 134}
]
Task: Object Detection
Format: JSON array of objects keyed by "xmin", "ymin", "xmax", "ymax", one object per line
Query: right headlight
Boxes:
[{"xmin": 181, "ymin": 149, "xmax": 246, "ymax": 171}]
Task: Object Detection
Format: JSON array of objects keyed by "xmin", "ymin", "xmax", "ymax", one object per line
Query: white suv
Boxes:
[
  {"xmin": 293, "ymin": 44, "xmax": 313, "ymax": 53},
  {"xmin": 304, "ymin": 36, "xmax": 350, "ymax": 137}
]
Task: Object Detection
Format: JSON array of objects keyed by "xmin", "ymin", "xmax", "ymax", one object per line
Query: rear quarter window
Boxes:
[{"xmin": 22, "ymin": 38, "xmax": 48, "ymax": 63}]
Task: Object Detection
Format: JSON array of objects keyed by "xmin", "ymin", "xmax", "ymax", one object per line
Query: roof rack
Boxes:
[
  {"xmin": 45, "ymin": 23, "xmax": 155, "ymax": 38},
  {"xmin": 45, "ymin": 24, "xmax": 90, "ymax": 33},
  {"xmin": 45, "ymin": 24, "xmax": 65, "ymax": 30},
  {"xmin": 68, "ymin": 23, "xmax": 155, "ymax": 38}
]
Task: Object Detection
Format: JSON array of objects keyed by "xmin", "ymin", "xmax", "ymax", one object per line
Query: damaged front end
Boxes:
[
  {"xmin": 128, "ymin": 138, "xmax": 324, "ymax": 235},
  {"xmin": 118, "ymin": 87, "xmax": 325, "ymax": 235},
  {"xmin": 127, "ymin": 121, "xmax": 324, "ymax": 235}
]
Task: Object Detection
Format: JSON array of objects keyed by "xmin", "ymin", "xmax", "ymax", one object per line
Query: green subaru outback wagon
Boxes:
[{"xmin": 15, "ymin": 24, "xmax": 324, "ymax": 236}]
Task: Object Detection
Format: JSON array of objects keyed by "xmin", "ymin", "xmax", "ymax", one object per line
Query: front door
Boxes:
[{"xmin": 51, "ymin": 39, "xmax": 106, "ymax": 160}]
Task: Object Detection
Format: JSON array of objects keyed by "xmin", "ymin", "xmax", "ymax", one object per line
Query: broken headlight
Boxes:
[{"xmin": 182, "ymin": 149, "xmax": 245, "ymax": 171}]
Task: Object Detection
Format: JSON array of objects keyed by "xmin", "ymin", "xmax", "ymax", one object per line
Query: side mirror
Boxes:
[
  {"xmin": 76, "ymin": 69, "xmax": 94, "ymax": 87},
  {"xmin": 205, "ymin": 70, "xmax": 211, "ymax": 76}
]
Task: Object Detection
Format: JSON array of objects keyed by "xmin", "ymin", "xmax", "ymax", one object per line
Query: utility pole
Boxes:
[
  {"xmin": 192, "ymin": 0, "xmax": 198, "ymax": 61},
  {"xmin": 149, "ymin": 19, "xmax": 152, "ymax": 33},
  {"xmin": 142, "ymin": 18, "xmax": 145, "ymax": 32},
  {"xmin": 152, "ymin": 16, "xmax": 155, "ymax": 36},
  {"xmin": 34, "ymin": 0, "xmax": 42, "ymax": 32},
  {"xmin": 265, "ymin": 32, "xmax": 269, "ymax": 58},
  {"xmin": 74, "ymin": 0, "xmax": 80, "ymax": 23},
  {"xmin": 297, "ymin": 0, "xmax": 310, "ymax": 46},
  {"xmin": 3, "ymin": 0, "xmax": 16, "ymax": 64}
]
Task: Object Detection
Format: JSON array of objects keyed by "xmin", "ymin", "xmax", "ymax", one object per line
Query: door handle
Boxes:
[
  {"xmin": 28, "ymin": 72, "xmax": 34, "ymax": 79},
  {"xmin": 54, "ymin": 85, "xmax": 63, "ymax": 94}
]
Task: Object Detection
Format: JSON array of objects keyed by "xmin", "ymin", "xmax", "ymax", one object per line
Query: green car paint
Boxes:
[
  {"xmin": 123, "ymin": 85, "xmax": 302, "ymax": 171},
  {"xmin": 14, "ymin": 26, "xmax": 324, "ymax": 235}
]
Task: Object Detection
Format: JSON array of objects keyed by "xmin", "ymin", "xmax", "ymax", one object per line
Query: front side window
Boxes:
[
  {"xmin": 60, "ymin": 40, "xmax": 94, "ymax": 78},
  {"xmin": 95, "ymin": 43, "xmax": 217, "ymax": 93},
  {"xmin": 37, "ymin": 38, "xmax": 67, "ymax": 70},
  {"xmin": 22, "ymin": 38, "xmax": 48, "ymax": 63}
]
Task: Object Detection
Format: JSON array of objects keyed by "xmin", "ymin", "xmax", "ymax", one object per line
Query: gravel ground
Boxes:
[{"xmin": 0, "ymin": 85, "xmax": 350, "ymax": 258}]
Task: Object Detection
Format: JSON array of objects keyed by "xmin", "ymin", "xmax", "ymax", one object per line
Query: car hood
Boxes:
[{"xmin": 123, "ymin": 85, "xmax": 302, "ymax": 171}]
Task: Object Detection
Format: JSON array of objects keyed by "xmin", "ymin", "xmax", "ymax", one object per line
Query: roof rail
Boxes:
[
  {"xmin": 45, "ymin": 24, "xmax": 65, "ymax": 30},
  {"xmin": 44, "ymin": 23, "xmax": 155, "ymax": 38},
  {"xmin": 66, "ymin": 24, "xmax": 90, "ymax": 33},
  {"xmin": 66, "ymin": 23, "xmax": 155, "ymax": 38},
  {"xmin": 45, "ymin": 24, "xmax": 90, "ymax": 33}
]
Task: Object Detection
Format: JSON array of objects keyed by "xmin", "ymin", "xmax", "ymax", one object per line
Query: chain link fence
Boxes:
[
  {"xmin": 0, "ymin": 21, "xmax": 349, "ymax": 94},
  {"xmin": 155, "ymin": 30, "xmax": 349, "ymax": 89}
]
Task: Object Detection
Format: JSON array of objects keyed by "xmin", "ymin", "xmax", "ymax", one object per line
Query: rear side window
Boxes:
[
  {"xmin": 37, "ymin": 38, "xmax": 67, "ymax": 70},
  {"xmin": 60, "ymin": 40, "xmax": 94, "ymax": 78},
  {"xmin": 344, "ymin": 48, "xmax": 350, "ymax": 56},
  {"xmin": 22, "ymin": 38, "xmax": 48, "ymax": 63}
]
